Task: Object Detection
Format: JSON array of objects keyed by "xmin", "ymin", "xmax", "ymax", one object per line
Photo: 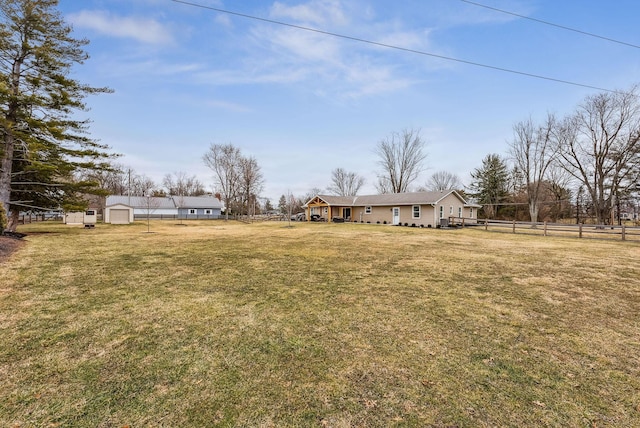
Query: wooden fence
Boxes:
[{"xmin": 476, "ymin": 219, "xmax": 640, "ymax": 242}]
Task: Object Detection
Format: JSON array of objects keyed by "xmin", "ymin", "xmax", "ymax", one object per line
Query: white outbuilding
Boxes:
[{"xmin": 104, "ymin": 203, "xmax": 134, "ymax": 224}]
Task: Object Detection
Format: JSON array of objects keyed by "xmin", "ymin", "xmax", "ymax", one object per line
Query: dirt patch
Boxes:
[{"xmin": 0, "ymin": 235, "xmax": 25, "ymax": 263}]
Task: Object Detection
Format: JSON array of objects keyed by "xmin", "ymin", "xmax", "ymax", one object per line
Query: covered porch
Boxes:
[{"xmin": 304, "ymin": 196, "xmax": 354, "ymax": 222}]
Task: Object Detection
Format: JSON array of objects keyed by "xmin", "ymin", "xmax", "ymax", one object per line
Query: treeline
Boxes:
[{"xmin": 467, "ymin": 86, "xmax": 640, "ymax": 225}]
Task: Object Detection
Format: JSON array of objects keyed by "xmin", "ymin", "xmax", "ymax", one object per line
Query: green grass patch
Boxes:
[{"xmin": 1, "ymin": 220, "xmax": 639, "ymax": 426}]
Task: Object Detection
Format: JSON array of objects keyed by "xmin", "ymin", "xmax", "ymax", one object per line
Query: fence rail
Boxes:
[
  {"xmin": 18, "ymin": 213, "xmax": 63, "ymax": 224},
  {"xmin": 477, "ymin": 219, "xmax": 640, "ymax": 242}
]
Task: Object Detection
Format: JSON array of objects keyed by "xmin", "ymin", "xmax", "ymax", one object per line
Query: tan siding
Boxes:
[{"xmin": 349, "ymin": 205, "xmax": 436, "ymax": 226}]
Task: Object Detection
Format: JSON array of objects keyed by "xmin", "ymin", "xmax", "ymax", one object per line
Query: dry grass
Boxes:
[{"xmin": 1, "ymin": 220, "xmax": 639, "ymax": 427}]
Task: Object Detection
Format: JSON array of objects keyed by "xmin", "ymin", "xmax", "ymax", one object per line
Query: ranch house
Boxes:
[{"xmin": 304, "ymin": 190, "xmax": 481, "ymax": 227}]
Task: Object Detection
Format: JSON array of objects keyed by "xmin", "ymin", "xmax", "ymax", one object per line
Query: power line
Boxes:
[
  {"xmin": 460, "ymin": 0, "xmax": 640, "ymax": 50},
  {"xmin": 171, "ymin": 0, "xmax": 619, "ymax": 94}
]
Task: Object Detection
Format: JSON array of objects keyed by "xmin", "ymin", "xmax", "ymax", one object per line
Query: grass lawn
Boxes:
[{"xmin": 1, "ymin": 220, "xmax": 639, "ymax": 427}]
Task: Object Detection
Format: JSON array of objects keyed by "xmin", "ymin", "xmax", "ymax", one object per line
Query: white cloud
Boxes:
[
  {"xmin": 376, "ymin": 29, "xmax": 432, "ymax": 51},
  {"xmin": 194, "ymin": 66, "xmax": 310, "ymax": 86},
  {"xmin": 95, "ymin": 57, "xmax": 202, "ymax": 80},
  {"xmin": 431, "ymin": 0, "xmax": 535, "ymax": 27},
  {"xmin": 215, "ymin": 0, "xmax": 427, "ymax": 99},
  {"xmin": 270, "ymin": 0, "xmax": 348, "ymax": 26},
  {"xmin": 266, "ymin": 26, "xmax": 342, "ymax": 63},
  {"xmin": 68, "ymin": 10, "xmax": 174, "ymax": 45},
  {"xmin": 214, "ymin": 13, "xmax": 233, "ymax": 28}
]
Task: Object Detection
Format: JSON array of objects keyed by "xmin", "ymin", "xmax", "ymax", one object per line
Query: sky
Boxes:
[{"xmin": 57, "ymin": 0, "xmax": 640, "ymax": 203}]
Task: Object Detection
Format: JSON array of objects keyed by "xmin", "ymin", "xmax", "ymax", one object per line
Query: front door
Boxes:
[
  {"xmin": 343, "ymin": 207, "xmax": 351, "ymax": 221},
  {"xmin": 392, "ymin": 207, "xmax": 400, "ymax": 225}
]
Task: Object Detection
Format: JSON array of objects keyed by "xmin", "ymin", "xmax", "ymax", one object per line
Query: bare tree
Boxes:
[
  {"xmin": 79, "ymin": 163, "xmax": 128, "ymax": 196},
  {"xmin": 163, "ymin": 171, "xmax": 206, "ymax": 197},
  {"xmin": 203, "ymin": 143, "xmax": 241, "ymax": 221},
  {"xmin": 555, "ymin": 87, "xmax": 640, "ymax": 224},
  {"xmin": 508, "ymin": 114, "xmax": 558, "ymax": 222},
  {"xmin": 129, "ymin": 174, "xmax": 157, "ymax": 197},
  {"xmin": 546, "ymin": 163, "xmax": 575, "ymax": 222},
  {"xmin": 375, "ymin": 128, "xmax": 427, "ymax": 193},
  {"xmin": 238, "ymin": 156, "xmax": 264, "ymax": 217},
  {"xmin": 327, "ymin": 168, "xmax": 365, "ymax": 196},
  {"xmin": 143, "ymin": 193, "xmax": 161, "ymax": 233},
  {"xmin": 423, "ymin": 171, "xmax": 461, "ymax": 192}
]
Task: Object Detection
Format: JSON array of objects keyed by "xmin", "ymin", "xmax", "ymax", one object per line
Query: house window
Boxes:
[
  {"xmin": 458, "ymin": 207, "xmax": 462, "ymax": 218},
  {"xmin": 439, "ymin": 206, "xmax": 443, "ymax": 219},
  {"xmin": 470, "ymin": 207, "xmax": 474, "ymax": 218},
  {"xmin": 188, "ymin": 209, "xmax": 196, "ymax": 215},
  {"xmin": 204, "ymin": 209, "xmax": 212, "ymax": 215},
  {"xmin": 412, "ymin": 205, "xmax": 420, "ymax": 219},
  {"xmin": 323, "ymin": 207, "xmax": 328, "ymax": 214},
  {"xmin": 449, "ymin": 206, "xmax": 453, "ymax": 215},
  {"xmin": 365, "ymin": 206, "xmax": 372, "ymax": 214}
]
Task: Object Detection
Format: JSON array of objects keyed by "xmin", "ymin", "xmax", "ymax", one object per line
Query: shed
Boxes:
[
  {"xmin": 64, "ymin": 210, "xmax": 98, "ymax": 226},
  {"xmin": 105, "ymin": 203, "xmax": 134, "ymax": 224},
  {"xmin": 64, "ymin": 211, "xmax": 85, "ymax": 225}
]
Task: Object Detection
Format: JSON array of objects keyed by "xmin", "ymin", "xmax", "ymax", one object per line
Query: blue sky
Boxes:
[{"xmin": 58, "ymin": 0, "xmax": 640, "ymax": 203}]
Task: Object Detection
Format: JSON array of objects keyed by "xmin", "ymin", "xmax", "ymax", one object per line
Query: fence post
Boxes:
[
  {"xmin": 485, "ymin": 219, "xmax": 488, "ymax": 231},
  {"xmin": 462, "ymin": 217, "xmax": 465, "ymax": 227},
  {"xmin": 512, "ymin": 220, "xmax": 516, "ymax": 233},
  {"xmin": 579, "ymin": 223, "xmax": 583, "ymax": 238},
  {"xmin": 622, "ymin": 225, "xmax": 626, "ymax": 241},
  {"xmin": 544, "ymin": 221, "xmax": 547, "ymax": 237}
]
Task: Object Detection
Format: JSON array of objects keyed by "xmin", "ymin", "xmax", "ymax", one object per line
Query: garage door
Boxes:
[{"xmin": 109, "ymin": 209, "xmax": 130, "ymax": 224}]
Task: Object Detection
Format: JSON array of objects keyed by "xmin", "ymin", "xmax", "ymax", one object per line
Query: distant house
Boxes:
[
  {"xmin": 106, "ymin": 196, "xmax": 177, "ymax": 219},
  {"xmin": 303, "ymin": 191, "xmax": 481, "ymax": 227},
  {"xmin": 104, "ymin": 195, "xmax": 223, "ymax": 223},
  {"xmin": 173, "ymin": 195, "xmax": 223, "ymax": 219}
]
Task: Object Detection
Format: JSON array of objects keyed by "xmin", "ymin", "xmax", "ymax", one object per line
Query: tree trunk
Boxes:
[
  {"xmin": 0, "ymin": 133, "xmax": 15, "ymax": 226},
  {"xmin": 6, "ymin": 209, "xmax": 19, "ymax": 233},
  {"xmin": 529, "ymin": 203, "xmax": 539, "ymax": 223}
]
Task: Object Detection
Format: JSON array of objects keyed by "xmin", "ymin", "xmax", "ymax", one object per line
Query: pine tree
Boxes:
[
  {"xmin": 0, "ymin": 0, "xmax": 114, "ymax": 231},
  {"xmin": 278, "ymin": 195, "xmax": 287, "ymax": 214},
  {"xmin": 468, "ymin": 154, "xmax": 510, "ymax": 219}
]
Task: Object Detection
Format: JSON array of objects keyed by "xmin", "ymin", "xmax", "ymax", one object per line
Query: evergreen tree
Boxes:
[
  {"xmin": 278, "ymin": 194, "xmax": 287, "ymax": 214},
  {"xmin": 468, "ymin": 154, "xmax": 510, "ymax": 219},
  {"xmin": 0, "ymin": 0, "xmax": 114, "ymax": 231}
]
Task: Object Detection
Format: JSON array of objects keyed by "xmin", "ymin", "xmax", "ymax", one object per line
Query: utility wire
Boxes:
[
  {"xmin": 460, "ymin": 0, "xmax": 640, "ymax": 50},
  {"xmin": 171, "ymin": 0, "xmax": 618, "ymax": 94}
]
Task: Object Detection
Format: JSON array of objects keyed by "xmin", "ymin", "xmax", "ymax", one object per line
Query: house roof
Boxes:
[
  {"xmin": 106, "ymin": 195, "xmax": 176, "ymax": 209},
  {"xmin": 174, "ymin": 196, "xmax": 223, "ymax": 209},
  {"xmin": 106, "ymin": 195, "xmax": 224, "ymax": 209},
  {"xmin": 305, "ymin": 190, "xmax": 479, "ymax": 207}
]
